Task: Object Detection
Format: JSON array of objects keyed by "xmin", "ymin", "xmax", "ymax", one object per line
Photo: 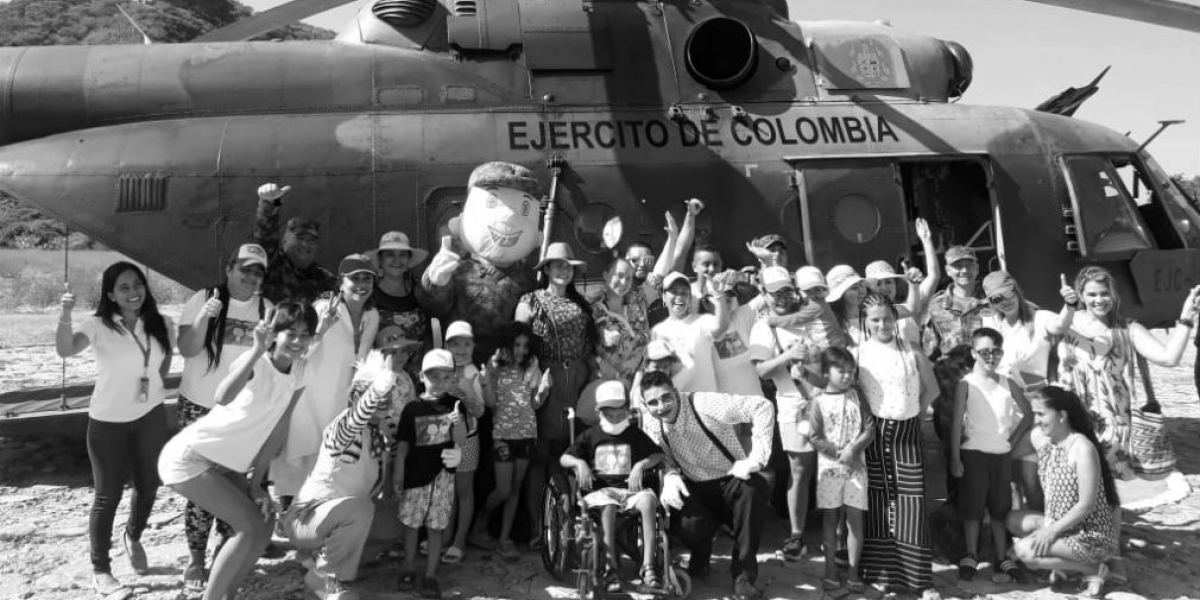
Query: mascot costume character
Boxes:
[{"xmin": 422, "ymin": 161, "xmax": 544, "ymax": 361}]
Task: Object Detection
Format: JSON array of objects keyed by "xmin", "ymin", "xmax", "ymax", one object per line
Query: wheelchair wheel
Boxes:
[
  {"xmin": 667, "ymin": 565, "xmax": 692, "ymax": 599},
  {"xmin": 540, "ymin": 471, "xmax": 577, "ymax": 581}
]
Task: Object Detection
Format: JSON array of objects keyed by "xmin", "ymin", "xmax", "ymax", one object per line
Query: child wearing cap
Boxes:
[
  {"xmin": 471, "ymin": 322, "xmax": 551, "ymax": 559},
  {"xmin": 560, "ymin": 381, "xmax": 665, "ymax": 593},
  {"xmin": 394, "ymin": 349, "xmax": 468, "ymax": 597},
  {"xmin": 950, "ymin": 328, "xmax": 1031, "ymax": 584},
  {"xmin": 442, "ymin": 321, "xmax": 486, "ymax": 563}
]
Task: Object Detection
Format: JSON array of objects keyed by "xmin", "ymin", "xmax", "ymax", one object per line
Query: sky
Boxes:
[{"xmin": 243, "ymin": 0, "xmax": 1200, "ymax": 175}]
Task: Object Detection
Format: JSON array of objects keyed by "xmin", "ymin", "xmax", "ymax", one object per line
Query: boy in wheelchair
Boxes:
[{"xmin": 560, "ymin": 381, "xmax": 665, "ymax": 594}]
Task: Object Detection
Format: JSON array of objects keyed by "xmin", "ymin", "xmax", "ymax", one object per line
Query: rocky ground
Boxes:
[{"xmin": 1, "ymin": 341, "xmax": 1199, "ymax": 600}]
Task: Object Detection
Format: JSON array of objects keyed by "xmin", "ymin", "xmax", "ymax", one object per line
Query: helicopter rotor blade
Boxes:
[
  {"xmin": 192, "ymin": 0, "xmax": 359, "ymax": 43},
  {"xmin": 1022, "ymin": 0, "xmax": 1200, "ymax": 33}
]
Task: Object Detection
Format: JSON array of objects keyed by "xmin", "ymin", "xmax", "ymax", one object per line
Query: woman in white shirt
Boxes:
[
  {"xmin": 174, "ymin": 243, "xmax": 274, "ymax": 591},
  {"xmin": 57, "ymin": 262, "xmax": 176, "ymax": 599},
  {"xmin": 157, "ymin": 302, "xmax": 317, "ymax": 600}
]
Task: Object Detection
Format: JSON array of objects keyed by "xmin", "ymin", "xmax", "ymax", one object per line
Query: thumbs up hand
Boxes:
[
  {"xmin": 1059, "ymin": 274, "xmax": 1079, "ymax": 306},
  {"xmin": 257, "ymin": 183, "xmax": 291, "ymax": 202},
  {"xmin": 60, "ymin": 283, "xmax": 76, "ymax": 315}
]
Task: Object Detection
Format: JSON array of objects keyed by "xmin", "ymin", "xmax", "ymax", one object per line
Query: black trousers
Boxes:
[
  {"xmin": 671, "ymin": 473, "xmax": 768, "ymax": 582},
  {"xmin": 87, "ymin": 404, "xmax": 168, "ymax": 573}
]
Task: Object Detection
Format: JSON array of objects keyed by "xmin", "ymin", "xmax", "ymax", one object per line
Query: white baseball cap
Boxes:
[
  {"xmin": 445, "ymin": 321, "xmax": 473, "ymax": 341},
  {"xmin": 594, "ymin": 380, "xmax": 627, "ymax": 409},
  {"xmin": 236, "ymin": 243, "xmax": 268, "ymax": 269},
  {"xmin": 795, "ymin": 266, "xmax": 827, "ymax": 291},
  {"xmin": 421, "ymin": 349, "xmax": 455, "ymax": 373},
  {"xmin": 760, "ymin": 266, "xmax": 794, "ymax": 292}
]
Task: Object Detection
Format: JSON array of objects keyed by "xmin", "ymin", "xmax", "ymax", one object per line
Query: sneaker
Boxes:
[
  {"xmin": 92, "ymin": 572, "xmax": 132, "ymax": 599},
  {"xmin": 781, "ymin": 534, "xmax": 806, "ymax": 561},
  {"xmin": 732, "ymin": 573, "xmax": 762, "ymax": 600},
  {"xmin": 958, "ymin": 555, "xmax": 978, "ymax": 581}
]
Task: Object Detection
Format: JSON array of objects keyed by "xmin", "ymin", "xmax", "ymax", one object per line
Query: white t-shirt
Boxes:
[
  {"xmin": 712, "ymin": 304, "xmax": 764, "ymax": 396},
  {"xmin": 182, "ymin": 352, "xmax": 308, "ymax": 473},
  {"xmin": 179, "ymin": 290, "xmax": 273, "ymax": 408},
  {"xmin": 77, "ymin": 315, "xmax": 176, "ymax": 423},
  {"xmin": 983, "ymin": 310, "xmax": 1057, "ymax": 390},
  {"xmin": 749, "ymin": 320, "xmax": 813, "ymax": 423},
  {"xmin": 652, "ymin": 314, "xmax": 720, "ymax": 392},
  {"xmin": 960, "ymin": 371, "xmax": 1021, "ymax": 454}
]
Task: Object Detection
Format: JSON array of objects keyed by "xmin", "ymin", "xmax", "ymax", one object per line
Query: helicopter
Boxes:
[{"xmin": 0, "ymin": 0, "xmax": 1196, "ymax": 333}]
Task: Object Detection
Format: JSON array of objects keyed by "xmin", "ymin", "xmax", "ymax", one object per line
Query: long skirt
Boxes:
[{"xmin": 861, "ymin": 416, "xmax": 932, "ymax": 590}]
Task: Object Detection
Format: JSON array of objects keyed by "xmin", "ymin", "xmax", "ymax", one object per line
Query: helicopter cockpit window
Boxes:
[{"xmin": 1062, "ymin": 155, "xmax": 1154, "ymax": 256}]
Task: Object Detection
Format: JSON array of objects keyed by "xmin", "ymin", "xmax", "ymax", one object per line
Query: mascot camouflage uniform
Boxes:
[{"xmin": 422, "ymin": 161, "xmax": 544, "ymax": 361}]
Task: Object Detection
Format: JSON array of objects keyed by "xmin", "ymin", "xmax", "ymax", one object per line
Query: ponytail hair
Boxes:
[
  {"xmin": 858, "ymin": 292, "xmax": 898, "ymax": 341},
  {"xmin": 1034, "ymin": 386, "xmax": 1120, "ymax": 508}
]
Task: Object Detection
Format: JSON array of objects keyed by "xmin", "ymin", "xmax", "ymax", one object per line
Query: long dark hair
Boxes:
[
  {"xmin": 496, "ymin": 321, "xmax": 540, "ymax": 370},
  {"xmin": 1035, "ymin": 386, "xmax": 1121, "ymax": 508},
  {"xmin": 202, "ymin": 258, "xmax": 266, "ymax": 372},
  {"xmin": 95, "ymin": 262, "xmax": 170, "ymax": 354},
  {"xmin": 536, "ymin": 262, "xmax": 598, "ymax": 351}
]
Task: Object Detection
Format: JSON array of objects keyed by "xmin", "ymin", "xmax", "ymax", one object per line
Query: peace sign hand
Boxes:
[{"xmin": 253, "ymin": 307, "xmax": 279, "ymax": 348}]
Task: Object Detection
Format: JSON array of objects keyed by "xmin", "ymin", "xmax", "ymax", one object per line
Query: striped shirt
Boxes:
[
  {"xmin": 295, "ymin": 382, "xmax": 389, "ymax": 502},
  {"xmin": 644, "ymin": 391, "xmax": 775, "ymax": 482}
]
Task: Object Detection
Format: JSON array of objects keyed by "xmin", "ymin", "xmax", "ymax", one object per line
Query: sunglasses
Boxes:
[
  {"xmin": 975, "ymin": 348, "xmax": 1005, "ymax": 359},
  {"xmin": 988, "ymin": 291, "xmax": 1016, "ymax": 305}
]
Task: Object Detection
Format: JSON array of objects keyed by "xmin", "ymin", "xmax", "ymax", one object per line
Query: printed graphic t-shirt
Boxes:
[
  {"xmin": 397, "ymin": 394, "xmax": 464, "ymax": 489},
  {"xmin": 712, "ymin": 303, "xmax": 764, "ymax": 396},
  {"xmin": 179, "ymin": 290, "xmax": 272, "ymax": 408},
  {"xmin": 565, "ymin": 425, "xmax": 663, "ymax": 489}
]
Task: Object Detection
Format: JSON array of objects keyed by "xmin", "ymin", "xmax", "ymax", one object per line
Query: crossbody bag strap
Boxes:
[{"xmin": 686, "ymin": 392, "xmax": 737, "ymax": 465}]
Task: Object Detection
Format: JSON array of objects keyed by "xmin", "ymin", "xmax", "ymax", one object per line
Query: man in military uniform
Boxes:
[
  {"xmin": 922, "ymin": 245, "xmax": 990, "ymax": 360},
  {"xmin": 253, "ymin": 183, "xmax": 338, "ymax": 305}
]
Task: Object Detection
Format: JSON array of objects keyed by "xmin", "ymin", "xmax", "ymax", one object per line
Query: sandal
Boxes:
[
  {"xmin": 497, "ymin": 539, "xmax": 521, "ymax": 561},
  {"xmin": 1080, "ymin": 562, "xmax": 1109, "ymax": 598},
  {"xmin": 822, "ymin": 577, "xmax": 842, "ymax": 591},
  {"xmin": 440, "ymin": 546, "xmax": 465, "ymax": 564},
  {"xmin": 640, "ymin": 564, "xmax": 662, "ymax": 589},
  {"xmin": 467, "ymin": 532, "xmax": 497, "ymax": 551},
  {"xmin": 397, "ymin": 571, "xmax": 417, "ymax": 592},
  {"xmin": 92, "ymin": 573, "xmax": 132, "ymax": 600},
  {"xmin": 182, "ymin": 562, "xmax": 206, "ymax": 592},
  {"xmin": 605, "ymin": 571, "xmax": 622, "ymax": 594},
  {"xmin": 122, "ymin": 531, "xmax": 149, "ymax": 576},
  {"xmin": 993, "ymin": 559, "xmax": 1024, "ymax": 584},
  {"xmin": 957, "ymin": 555, "xmax": 978, "ymax": 581},
  {"xmin": 420, "ymin": 575, "xmax": 443, "ymax": 599},
  {"xmin": 846, "ymin": 578, "xmax": 866, "ymax": 593}
]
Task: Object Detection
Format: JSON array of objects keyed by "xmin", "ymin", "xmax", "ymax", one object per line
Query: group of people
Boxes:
[{"xmin": 57, "ymin": 161, "xmax": 1200, "ymax": 600}]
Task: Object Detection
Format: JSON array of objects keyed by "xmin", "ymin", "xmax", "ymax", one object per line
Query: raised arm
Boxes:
[
  {"xmin": 1129, "ymin": 286, "xmax": 1199, "ymax": 367},
  {"xmin": 253, "ymin": 183, "xmax": 290, "ymax": 256},
  {"xmin": 672, "ymin": 199, "xmax": 703, "ymax": 272},
  {"xmin": 214, "ymin": 308, "xmax": 276, "ymax": 406},
  {"xmin": 178, "ymin": 290, "xmax": 222, "ymax": 358},
  {"xmin": 652, "ymin": 212, "xmax": 680, "ymax": 282},
  {"xmin": 325, "ymin": 355, "xmax": 396, "ymax": 456},
  {"xmin": 1046, "ymin": 274, "xmax": 1078, "ymax": 336},
  {"xmin": 915, "ymin": 217, "xmax": 940, "ymax": 310},
  {"xmin": 55, "ymin": 286, "xmax": 89, "ymax": 357}
]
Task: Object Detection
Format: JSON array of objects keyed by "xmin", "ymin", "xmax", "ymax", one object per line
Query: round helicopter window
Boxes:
[
  {"xmin": 574, "ymin": 203, "xmax": 623, "ymax": 255},
  {"xmin": 833, "ymin": 194, "xmax": 881, "ymax": 244}
]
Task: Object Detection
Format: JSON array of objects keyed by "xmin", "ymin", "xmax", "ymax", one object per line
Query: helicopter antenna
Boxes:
[
  {"xmin": 116, "ymin": 3, "xmax": 154, "ymax": 45},
  {"xmin": 1136, "ymin": 119, "xmax": 1186, "ymax": 152}
]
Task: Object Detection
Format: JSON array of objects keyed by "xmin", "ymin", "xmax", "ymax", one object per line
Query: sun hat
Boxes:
[
  {"xmin": 372, "ymin": 231, "xmax": 429, "ymax": 266},
  {"xmin": 795, "ymin": 266, "xmax": 827, "ymax": 291},
  {"xmin": 761, "ymin": 266, "xmax": 794, "ymax": 292},
  {"xmin": 533, "ymin": 242, "xmax": 586, "ymax": 271},
  {"xmin": 826, "ymin": 265, "xmax": 864, "ymax": 302},
  {"xmin": 338, "ymin": 253, "xmax": 377, "ymax": 278},
  {"xmin": 421, "ymin": 349, "xmax": 455, "ymax": 373},
  {"xmin": 594, "ymin": 380, "xmax": 628, "ymax": 410},
  {"xmin": 864, "ymin": 260, "xmax": 904, "ymax": 280},
  {"xmin": 445, "ymin": 321, "xmax": 474, "ymax": 341},
  {"xmin": 235, "ymin": 243, "xmax": 268, "ymax": 269},
  {"xmin": 982, "ymin": 270, "xmax": 1018, "ymax": 297},
  {"xmin": 945, "ymin": 246, "xmax": 977, "ymax": 265}
]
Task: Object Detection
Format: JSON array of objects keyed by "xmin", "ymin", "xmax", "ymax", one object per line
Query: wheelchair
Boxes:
[{"xmin": 539, "ymin": 405, "xmax": 692, "ymax": 599}]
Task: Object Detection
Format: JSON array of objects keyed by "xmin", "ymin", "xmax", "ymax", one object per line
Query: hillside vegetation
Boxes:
[{"xmin": 0, "ymin": 0, "xmax": 335, "ymax": 249}]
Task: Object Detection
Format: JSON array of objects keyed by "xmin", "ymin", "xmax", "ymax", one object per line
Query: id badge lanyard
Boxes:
[{"xmin": 126, "ymin": 321, "xmax": 152, "ymax": 403}]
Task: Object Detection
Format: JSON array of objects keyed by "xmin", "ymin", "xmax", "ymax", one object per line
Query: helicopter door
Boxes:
[{"xmin": 795, "ymin": 161, "xmax": 908, "ymax": 270}]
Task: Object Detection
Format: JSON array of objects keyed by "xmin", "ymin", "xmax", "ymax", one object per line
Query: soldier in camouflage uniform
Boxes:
[
  {"xmin": 253, "ymin": 183, "xmax": 338, "ymax": 306},
  {"xmin": 922, "ymin": 245, "xmax": 990, "ymax": 360}
]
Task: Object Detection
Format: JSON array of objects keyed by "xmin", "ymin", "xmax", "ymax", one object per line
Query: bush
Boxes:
[{"xmin": 0, "ymin": 250, "xmax": 191, "ymax": 312}]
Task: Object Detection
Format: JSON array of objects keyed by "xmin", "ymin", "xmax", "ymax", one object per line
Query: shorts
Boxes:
[
  {"xmin": 960, "ymin": 449, "xmax": 1012, "ymax": 521},
  {"xmin": 158, "ymin": 435, "xmax": 215, "ymax": 486},
  {"xmin": 398, "ymin": 470, "xmax": 455, "ymax": 530},
  {"xmin": 494, "ymin": 438, "xmax": 535, "ymax": 462},
  {"xmin": 779, "ymin": 420, "xmax": 813, "ymax": 453},
  {"xmin": 815, "ymin": 464, "xmax": 867, "ymax": 511},
  {"xmin": 582, "ymin": 487, "xmax": 657, "ymax": 512},
  {"xmin": 459, "ymin": 435, "xmax": 480, "ymax": 473}
]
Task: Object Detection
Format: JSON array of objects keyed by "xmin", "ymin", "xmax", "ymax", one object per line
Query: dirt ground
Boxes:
[{"xmin": 2, "ymin": 333, "xmax": 1200, "ymax": 600}]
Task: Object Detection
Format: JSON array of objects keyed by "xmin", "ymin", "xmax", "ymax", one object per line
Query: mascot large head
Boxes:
[{"xmin": 455, "ymin": 161, "xmax": 544, "ymax": 268}]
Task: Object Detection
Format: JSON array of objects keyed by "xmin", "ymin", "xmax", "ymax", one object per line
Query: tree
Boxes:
[{"xmin": 1173, "ymin": 174, "xmax": 1200, "ymax": 206}]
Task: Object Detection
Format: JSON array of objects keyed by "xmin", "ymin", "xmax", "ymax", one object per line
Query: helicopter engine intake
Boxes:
[{"xmin": 685, "ymin": 17, "xmax": 759, "ymax": 90}]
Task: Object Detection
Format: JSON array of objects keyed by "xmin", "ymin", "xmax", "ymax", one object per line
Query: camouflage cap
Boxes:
[{"xmin": 286, "ymin": 217, "xmax": 321, "ymax": 239}]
